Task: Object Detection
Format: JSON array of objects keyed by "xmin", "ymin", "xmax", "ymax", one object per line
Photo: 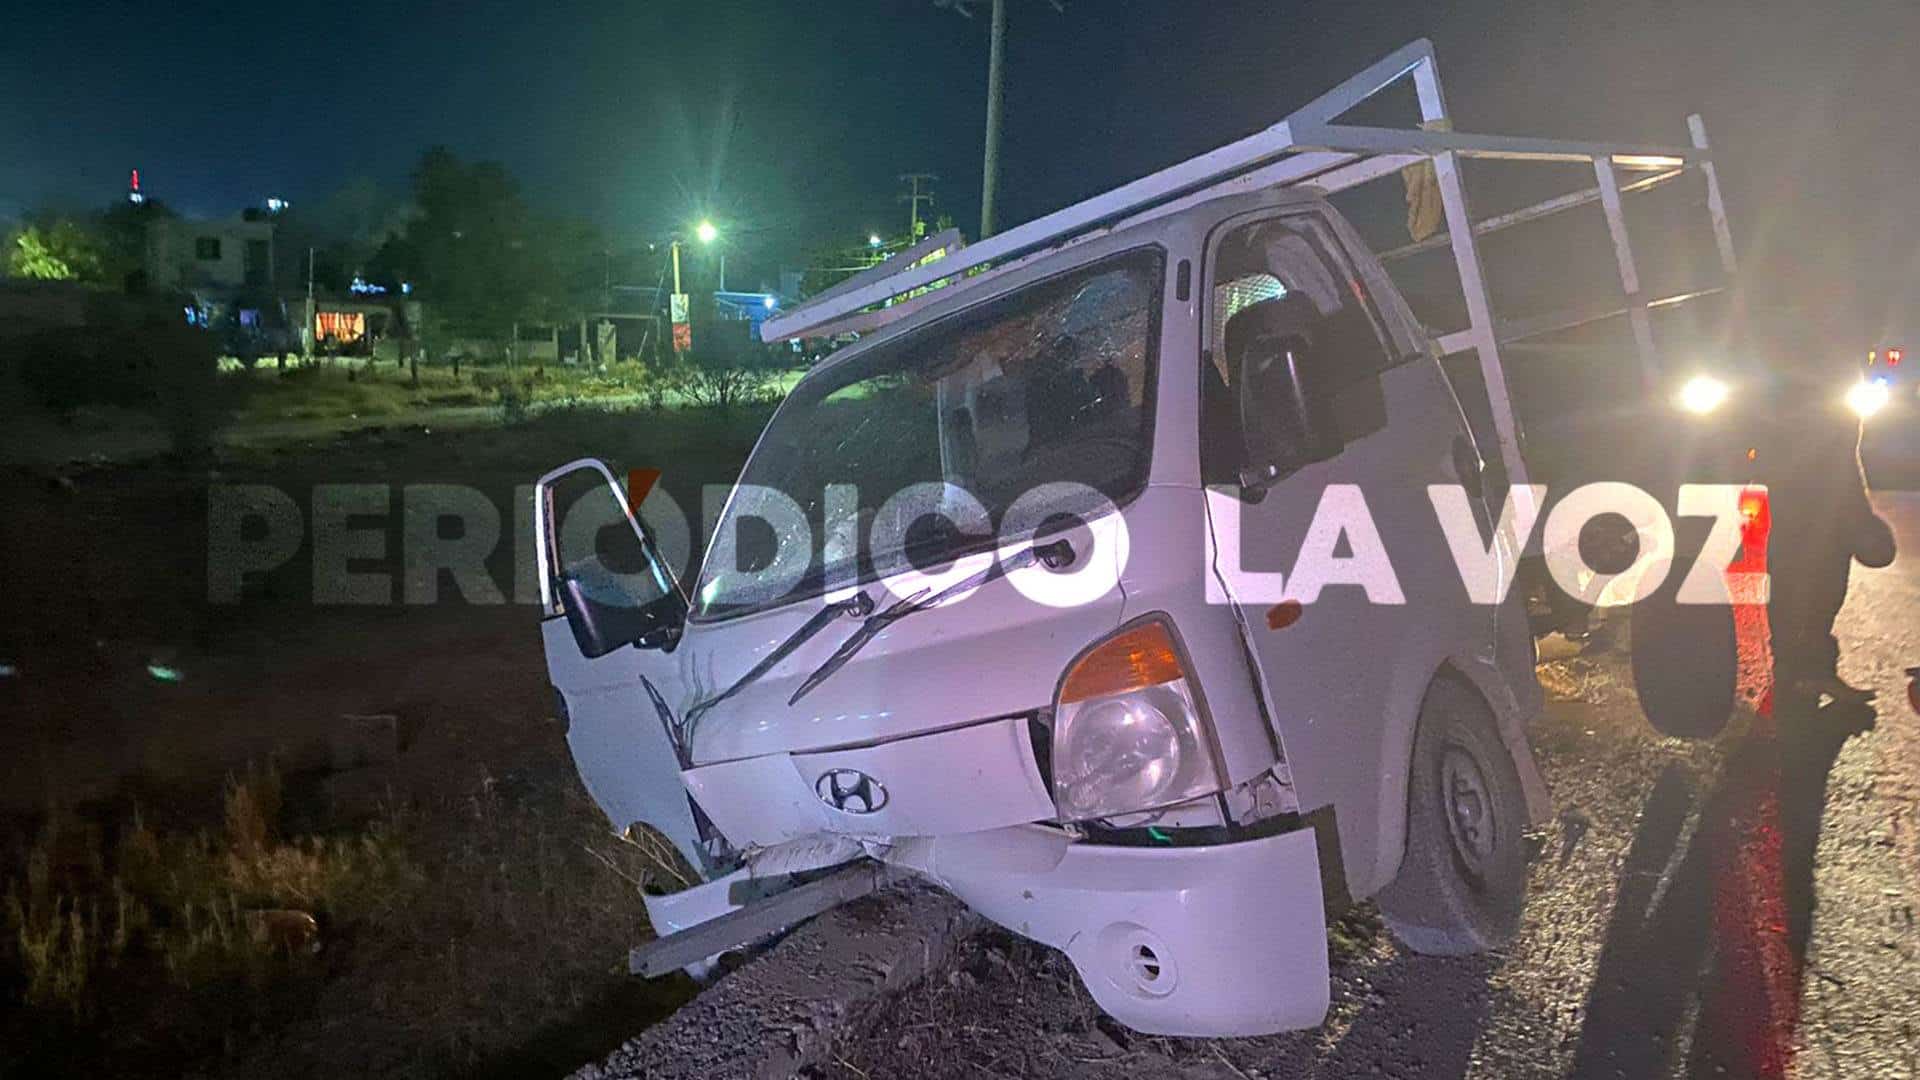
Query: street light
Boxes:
[{"xmin": 692, "ymin": 220, "xmax": 724, "ymax": 289}]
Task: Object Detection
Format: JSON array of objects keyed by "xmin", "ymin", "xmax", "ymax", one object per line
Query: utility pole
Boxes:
[
  {"xmin": 979, "ymin": 0, "xmax": 1007, "ymax": 239},
  {"xmin": 304, "ymin": 246, "xmax": 315, "ymax": 365},
  {"xmin": 936, "ymin": 0, "xmax": 1062, "ymax": 240},
  {"xmin": 669, "ymin": 239, "xmax": 688, "ymax": 354},
  {"xmin": 900, "ymin": 173, "xmax": 938, "ymax": 241}
]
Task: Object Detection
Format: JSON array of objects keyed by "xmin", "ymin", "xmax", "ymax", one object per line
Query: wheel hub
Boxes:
[{"xmin": 1440, "ymin": 743, "xmax": 1498, "ymax": 874}]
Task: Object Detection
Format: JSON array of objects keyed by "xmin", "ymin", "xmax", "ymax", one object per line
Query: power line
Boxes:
[{"xmin": 898, "ymin": 173, "xmax": 938, "ymax": 241}]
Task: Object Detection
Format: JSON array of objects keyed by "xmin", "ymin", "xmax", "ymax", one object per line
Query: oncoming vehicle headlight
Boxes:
[
  {"xmin": 1050, "ymin": 618, "xmax": 1224, "ymax": 821},
  {"xmin": 1847, "ymin": 377, "xmax": 1891, "ymax": 419},
  {"xmin": 1679, "ymin": 374, "xmax": 1730, "ymax": 415}
]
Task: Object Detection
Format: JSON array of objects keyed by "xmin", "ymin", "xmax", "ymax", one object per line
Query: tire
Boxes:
[
  {"xmin": 1855, "ymin": 513, "xmax": 1896, "ymax": 570},
  {"xmin": 1376, "ymin": 676, "xmax": 1528, "ymax": 956},
  {"xmin": 1629, "ymin": 592, "xmax": 1736, "ymax": 740}
]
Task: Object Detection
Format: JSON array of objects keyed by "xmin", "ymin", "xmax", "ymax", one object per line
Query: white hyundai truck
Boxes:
[{"xmin": 533, "ymin": 39, "xmax": 1743, "ymax": 1035}]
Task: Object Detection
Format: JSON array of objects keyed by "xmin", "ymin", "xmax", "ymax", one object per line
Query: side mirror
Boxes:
[
  {"xmin": 1225, "ymin": 296, "xmax": 1343, "ymax": 488},
  {"xmin": 535, "ymin": 458, "xmax": 690, "ymax": 659},
  {"xmin": 559, "ymin": 563, "xmax": 687, "ymax": 658}
]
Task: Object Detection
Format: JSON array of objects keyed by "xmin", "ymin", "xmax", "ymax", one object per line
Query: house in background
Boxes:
[
  {"xmin": 142, "ymin": 212, "xmax": 290, "ymax": 357},
  {"xmin": 581, "ymin": 284, "xmax": 663, "ymax": 364},
  {"xmin": 144, "ymin": 215, "xmax": 274, "ymax": 295},
  {"xmin": 286, "ymin": 294, "xmax": 421, "ymax": 357}
]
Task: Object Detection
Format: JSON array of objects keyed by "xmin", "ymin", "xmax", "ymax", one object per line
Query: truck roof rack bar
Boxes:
[
  {"xmin": 761, "ymin": 37, "xmax": 1736, "ymax": 500},
  {"xmin": 1377, "ymin": 166, "xmax": 1689, "ymax": 262},
  {"xmin": 1436, "ymin": 286, "xmax": 1728, "ymax": 356},
  {"xmin": 762, "ymin": 38, "xmax": 1719, "ymax": 346},
  {"xmin": 761, "ymin": 38, "xmax": 1449, "ymax": 343},
  {"xmin": 790, "ymin": 227, "xmax": 966, "ymax": 315},
  {"xmin": 1688, "ymin": 114, "xmax": 1740, "ymax": 277},
  {"xmin": 1289, "ymin": 122, "xmax": 1698, "ymax": 172},
  {"xmin": 1592, "ymin": 157, "xmax": 1659, "ymax": 390},
  {"xmin": 759, "ymin": 145, "xmax": 1367, "ymax": 343},
  {"xmin": 790, "ymin": 152, "xmax": 1368, "ymax": 349}
]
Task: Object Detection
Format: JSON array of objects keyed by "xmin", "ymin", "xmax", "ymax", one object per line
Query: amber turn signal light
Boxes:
[{"xmin": 1058, "ymin": 620, "xmax": 1185, "ymax": 704}]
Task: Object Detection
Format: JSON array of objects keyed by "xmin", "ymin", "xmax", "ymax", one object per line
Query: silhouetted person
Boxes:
[{"xmin": 1749, "ymin": 337, "xmax": 1895, "ymax": 702}]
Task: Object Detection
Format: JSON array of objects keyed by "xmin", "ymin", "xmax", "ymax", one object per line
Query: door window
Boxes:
[{"xmin": 1202, "ymin": 214, "xmax": 1397, "ymax": 484}]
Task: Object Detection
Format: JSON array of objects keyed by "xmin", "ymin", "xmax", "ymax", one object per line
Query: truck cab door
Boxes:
[
  {"xmin": 1201, "ymin": 207, "xmax": 1484, "ymax": 899},
  {"xmin": 535, "ymin": 459, "xmax": 712, "ymax": 878}
]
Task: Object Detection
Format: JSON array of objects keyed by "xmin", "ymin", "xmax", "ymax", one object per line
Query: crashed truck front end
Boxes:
[
  {"xmin": 536, "ymin": 230, "xmax": 1331, "ymax": 1037},
  {"xmin": 539, "ymin": 523, "xmax": 1331, "ymax": 1037}
]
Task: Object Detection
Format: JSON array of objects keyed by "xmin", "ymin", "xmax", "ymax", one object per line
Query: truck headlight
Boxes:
[
  {"xmin": 1679, "ymin": 374, "xmax": 1729, "ymax": 415},
  {"xmin": 1050, "ymin": 618, "xmax": 1224, "ymax": 821},
  {"xmin": 1847, "ymin": 377, "xmax": 1890, "ymax": 419}
]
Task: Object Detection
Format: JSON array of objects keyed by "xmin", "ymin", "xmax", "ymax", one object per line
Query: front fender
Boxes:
[{"xmin": 1365, "ymin": 643, "xmax": 1548, "ymax": 899}]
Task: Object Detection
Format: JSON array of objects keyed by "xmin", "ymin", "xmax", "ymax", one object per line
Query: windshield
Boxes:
[{"xmin": 695, "ymin": 247, "xmax": 1164, "ymax": 619}]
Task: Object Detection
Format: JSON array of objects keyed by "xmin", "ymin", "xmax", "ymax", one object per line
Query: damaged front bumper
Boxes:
[
  {"xmin": 633, "ymin": 711, "xmax": 1327, "ymax": 1036},
  {"xmin": 636, "ymin": 819, "xmax": 1331, "ymax": 1038},
  {"xmin": 889, "ymin": 824, "xmax": 1329, "ymax": 1037}
]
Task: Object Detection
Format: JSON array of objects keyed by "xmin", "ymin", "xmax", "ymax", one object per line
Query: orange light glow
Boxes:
[
  {"xmin": 315, "ymin": 311, "xmax": 366, "ymax": 343},
  {"xmin": 1738, "ymin": 486, "xmax": 1771, "ymax": 557},
  {"xmin": 1059, "ymin": 621, "xmax": 1185, "ymax": 704}
]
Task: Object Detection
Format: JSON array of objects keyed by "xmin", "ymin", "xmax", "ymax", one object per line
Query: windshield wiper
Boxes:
[
  {"xmin": 787, "ymin": 538, "xmax": 1074, "ymax": 707},
  {"xmin": 684, "ymin": 589, "xmax": 875, "ymax": 736}
]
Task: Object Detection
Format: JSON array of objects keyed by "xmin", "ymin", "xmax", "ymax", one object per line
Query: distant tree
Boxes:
[
  {"xmin": 97, "ymin": 198, "xmax": 176, "ymax": 287},
  {"xmin": 526, "ymin": 217, "xmax": 615, "ymax": 324},
  {"xmin": 378, "ymin": 147, "xmax": 611, "ymax": 352},
  {"xmin": 5, "ymin": 218, "xmax": 106, "ymax": 281},
  {"xmin": 400, "ymin": 147, "xmax": 539, "ymax": 342},
  {"xmin": 274, "ymin": 177, "xmax": 411, "ymax": 292}
]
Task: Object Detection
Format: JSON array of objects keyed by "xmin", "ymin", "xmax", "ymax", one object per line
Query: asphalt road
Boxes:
[{"xmin": 823, "ymin": 492, "xmax": 1920, "ymax": 1080}]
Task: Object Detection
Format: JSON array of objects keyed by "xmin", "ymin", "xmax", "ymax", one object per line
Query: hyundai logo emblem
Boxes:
[{"xmin": 814, "ymin": 768, "xmax": 888, "ymax": 814}]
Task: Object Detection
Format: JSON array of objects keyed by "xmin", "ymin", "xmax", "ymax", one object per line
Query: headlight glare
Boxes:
[
  {"xmin": 1847, "ymin": 378, "xmax": 1890, "ymax": 419},
  {"xmin": 1679, "ymin": 374, "xmax": 1729, "ymax": 415}
]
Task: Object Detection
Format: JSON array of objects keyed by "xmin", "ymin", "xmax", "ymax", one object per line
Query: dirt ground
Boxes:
[{"xmin": 0, "ymin": 404, "xmax": 770, "ymax": 1077}]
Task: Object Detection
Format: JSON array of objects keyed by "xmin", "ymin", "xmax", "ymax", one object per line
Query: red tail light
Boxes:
[{"xmin": 1737, "ymin": 486, "xmax": 1770, "ymax": 567}]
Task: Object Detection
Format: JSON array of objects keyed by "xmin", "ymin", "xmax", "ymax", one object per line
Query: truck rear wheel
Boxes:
[
  {"xmin": 1376, "ymin": 677, "xmax": 1527, "ymax": 955},
  {"xmin": 1629, "ymin": 591, "xmax": 1736, "ymax": 740}
]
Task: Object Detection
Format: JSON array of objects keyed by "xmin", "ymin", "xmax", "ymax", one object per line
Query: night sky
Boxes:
[{"xmin": 5, "ymin": 0, "xmax": 1916, "ymax": 326}]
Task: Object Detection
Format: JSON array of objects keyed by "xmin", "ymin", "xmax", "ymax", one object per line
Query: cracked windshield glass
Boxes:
[{"xmin": 695, "ymin": 249, "xmax": 1163, "ymax": 617}]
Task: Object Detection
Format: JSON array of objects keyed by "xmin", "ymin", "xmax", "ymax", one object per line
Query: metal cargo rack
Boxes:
[{"xmin": 761, "ymin": 38, "xmax": 1739, "ymax": 489}]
